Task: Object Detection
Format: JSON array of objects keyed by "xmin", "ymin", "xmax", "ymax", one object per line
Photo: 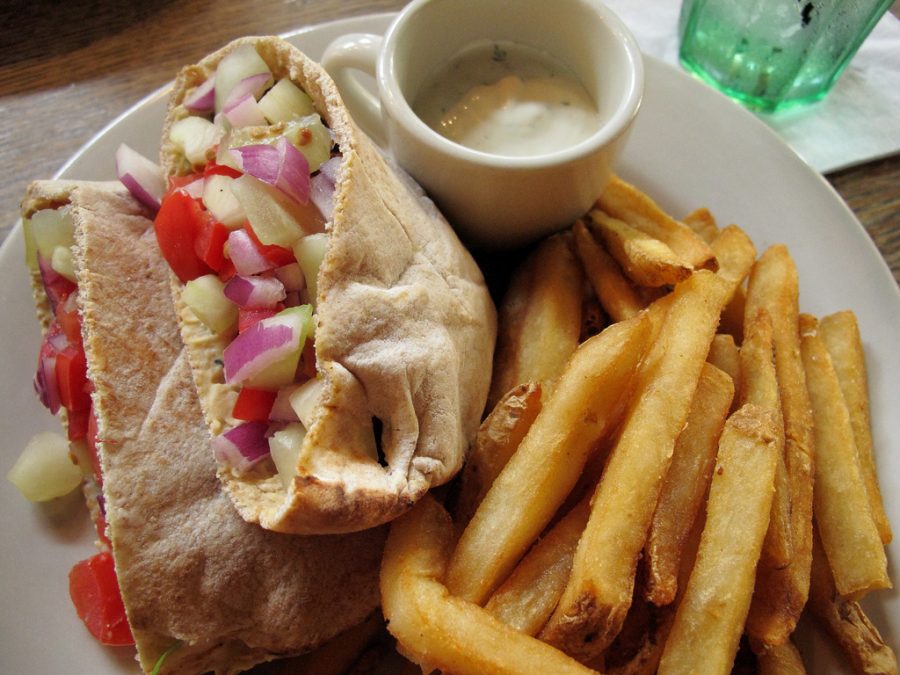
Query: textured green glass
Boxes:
[{"xmin": 678, "ymin": 0, "xmax": 892, "ymax": 112}]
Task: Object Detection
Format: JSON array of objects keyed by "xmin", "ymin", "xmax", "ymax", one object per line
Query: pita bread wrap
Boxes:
[
  {"xmin": 22, "ymin": 180, "xmax": 384, "ymax": 674},
  {"xmin": 158, "ymin": 37, "xmax": 496, "ymax": 534}
]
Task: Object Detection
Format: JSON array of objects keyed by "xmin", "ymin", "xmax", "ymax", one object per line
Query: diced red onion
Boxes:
[
  {"xmin": 318, "ymin": 156, "xmax": 341, "ymax": 183},
  {"xmin": 269, "ymin": 387, "xmax": 300, "ymax": 423},
  {"xmin": 222, "ymin": 318, "xmax": 297, "ymax": 385},
  {"xmin": 212, "ymin": 421, "xmax": 270, "ymax": 474},
  {"xmin": 223, "ymin": 94, "xmax": 268, "ymax": 129},
  {"xmin": 230, "ymin": 138, "xmax": 310, "ymax": 205},
  {"xmin": 273, "ymin": 263, "xmax": 305, "ymax": 293},
  {"xmin": 179, "ymin": 177, "xmax": 206, "ymax": 200},
  {"xmin": 226, "ymin": 229, "xmax": 275, "ymax": 276},
  {"xmin": 34, "ymin": 353, "xmax": 60, "ymax": 415},
  {"xmin": 222, "ymin": 72, "xmax": 272, "ymax": 111},
  {"xmin": 38, "ymin": 255, "xmax": 74, "ymax": 315},
  {"xmin": 309, "ymin": 172, "xmax": 335, "ymax": 222},
  {"xmin": 223, "ymin": 275, "xmax": 286, "ymax": 309},
  {"xmin": 184, "ymin": 75, "xmax": 216, "ymax": 114},
  {"xmin": 283, "ymin": 291, "xmax": 302, "ymax": 308},
  {"xmin": 115, "ymin": 143, "xmax": 166, "ymax": 211}
]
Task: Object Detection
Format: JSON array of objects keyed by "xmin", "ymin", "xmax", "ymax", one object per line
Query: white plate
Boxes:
[{"xmin": 1, "ymin": 12, "xmax": 897, "ymax": 675}]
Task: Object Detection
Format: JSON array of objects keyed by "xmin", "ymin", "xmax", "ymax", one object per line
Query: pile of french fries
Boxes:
[{"xmin": 378, "ymin": 175, "xmax": 896, "ymax": 675}]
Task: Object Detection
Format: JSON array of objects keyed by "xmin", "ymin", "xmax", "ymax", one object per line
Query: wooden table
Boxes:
[{"xmin": 1, "ymin": 0, "xmax": 897, "ymax": 284}]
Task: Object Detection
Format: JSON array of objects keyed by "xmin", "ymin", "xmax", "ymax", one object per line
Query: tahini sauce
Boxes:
[{"xmin": 414, "ymin": 41, "xmax": 601, "ymax": 157}]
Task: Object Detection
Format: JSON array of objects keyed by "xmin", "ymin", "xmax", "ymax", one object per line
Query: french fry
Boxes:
[
  {"xmin": 484, "ymin": 497, "xmax": 591, "ymax": 635},
  {"xmin": 644, "ymin": 362, "xmax": 734, "ymax": 607},
  {"xmin": 719, "ymin": 283, "xmax": 747, "ymax": 343},
  {"xmin": 581, "ymin": 291, "xmax": 607, "ymax": 342},
  {"xmin": 488, "ymin": 232, "xmax": 583, "ymax": 410},
  {"xmin": 710, "ymin": 224, "xmax": 756, "ymax": 293},
  {"xmin": 597, "ymin": 175, "xmax": 718, "ymax": 271},
  {"xmin": 657, "ymin": 404, "xmax": 780, "ymax": 675},
  {"xmin": 808, "ymin": 532, "xmax": 898, "ymax": 675},
  {"xmin": 380, "ymin": 495, "xmax": 596, "ymax": 675},
  {"xmin": 446, "ymin": 314, "xmax": 652, "ymax": 605},
  {"xmin": 799, "ymin": 314, "xmax": 890, "ymax": 598},
  {"xmin": 740, "ymin": 309, "xmax": 792, "ymax": 569},
  {"xmin": 454, "ymin": 382, "xmax": 543, "ymax": 530},
  {"xmin": 756, "ymin": 639, "xmax": 807, "ymax": 675},
  {"xmin": 707, "ymin": 334, "xmax": 741, "ymax": 405},
  {"xmin": 681, "ymin": 207, "xmax": 719, "ymax": 244},
  {"xmin": 819, "ymin": 310, "xmax": 892, "ymax": 544},
  {"xmin": 572, "ymin": 219, "xmax": 645, "ymax": 322},
  {"xmin": 743, "ymin": 245, "xmax": 815, "ymax": 648},
  {"xmin": 540, "ymin": 270, "xmax": 732, "ymax": 661},
  {"xmin": 589, "ymin": 209, "xmax": 692, "ymax": 288}
]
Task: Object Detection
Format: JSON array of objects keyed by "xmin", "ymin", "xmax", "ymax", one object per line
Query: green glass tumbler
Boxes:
[{"xmin": 678, "ymin": 0, "xmax": 892, "ymax": 112}]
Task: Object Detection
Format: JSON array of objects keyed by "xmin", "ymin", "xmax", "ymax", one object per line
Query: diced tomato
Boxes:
[
  {"xmin": 56, "ymin": 343, "xmax": 91, "ymax": 412},
  {"xmin": 68, "ymin": 552, "xmax": 134, "ymax": 646},
  {"xmin": 233, "ymin": 387, "xmax": 278, "ymax": 422},
  {"xmin": 67, "ymin": 408, "xmax": 90, "ymax": 442},
  {"xmin": 217, "ymin": 258, "xmax": 237, "ymax": 283},
  {"xmin": 154, "ymin": 190, "xmax": 214, "ymax": 283},
  {"xmin": 86, "ymin": 409, "xmax": 103, "ymax": 486},
  {"xmin": 204, "ymin": 162, "xmax": 242, "ymax": 179},
  {"xmin": 55, "ymin": 296, "xmax": 82, "ymax": 345},
  {"xmin": 38, "ymin": 256, "xmax": 77, "ymax": 315},
  {"xmin": 244, "ymin": 223, "xmax": 297, "ymax": 267},
  {"xmin": 238, "ymin": 307, "xmax": 278, "ymax": 333},
  {"xmin": 194, "ymin": 216, "xmax": 229, "ymax": 272}
]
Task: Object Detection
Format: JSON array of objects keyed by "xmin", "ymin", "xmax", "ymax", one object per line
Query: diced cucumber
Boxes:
[
  {"xmin": 31, "ymin": 207, "xmax": 75, "ymax": 260},
  {"xmin": 259, "ymin": 79, "xmax": 315, "ymax": 123},
  {"xmin": 289, "ymin": 376, "xmax": 324, "ymax": 430},
  {"xmin": 230, "ymin": 174, "xmax": 323, "ymax": 248},
  {"xmin": 7, "ymin": 432, "xmax": 83, "ymax": 502},
  {"xmin": 202, "ymin": 174, "xmax": 245, "ymax": 228},
  {"xmin": 50, "ymin": 245, "xmax": 77, "ymax": 282},
  {"xmin": 224, "ymin": 114, "xmax": 333, "ymax": 173},
  {"xmin": 214, "ymin": 44, "xmax": 273, "ymax": 114},
  {"xmin": 293, "ymin": 233, "xmax": 328, "ymax": 307},
  {"xmin": 169, "ymin": 116, "xmax": 224, "ymax": 167},
  {"xmin": 182, "ymin": 274, "xmax": 238, "ymax": 335},
  {"xmin": 269, "ymin": 422, "xmax": 306, "ymax": 489}
]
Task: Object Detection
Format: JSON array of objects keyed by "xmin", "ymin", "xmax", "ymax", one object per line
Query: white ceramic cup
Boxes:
[{"xmin": 322, "ymin": 0, "xmax": 644, "ymax": 249}]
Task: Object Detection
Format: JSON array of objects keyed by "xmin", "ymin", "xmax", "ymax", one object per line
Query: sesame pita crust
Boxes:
[
  {"xmin": 161, "ymin": 37, "xmax": 496, "ymax": 534},
  {"xmin": 22, "ymin": 181, "xmax": 384, "ymax": 674}
]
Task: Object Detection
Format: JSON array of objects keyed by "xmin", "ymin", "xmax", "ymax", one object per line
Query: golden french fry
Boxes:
[
  {"xmin": 740, "ymin": 309, "xmax": 792, "ymax": 570},
  {"xmin": 580, "ymin": 291, "xmax": 607, "ymax": 342},
  {"xmin": 446, "ymin": 314, "xmax": 653, "ymax": 605},
  {"xmin": 710, "ymin": 224, "xmax": 756, "ymax": 292},
  {"xmin": 572, "ymin": 219, "xmax": 645, "ymax": 322},
  {"xmin": 819, "ymin": 310, "xmax": 892, "ymax": 544},
  {"xmin": 540, "ymin": 270, "xmax": 732, "ymax": 661},
  {"xmin": 743, "ymin": 245, "xmax": 815, "ymax": 648},
  {"xmin": 681, "ymin": 207, "xmax": 719, "ymax": 244},
  {"xmin": 644, "ymin": 362, "xmax": 734, "ymax": 607},
  {"xmin": 719, "ymin": 283, "xmax": 747, "ymax": 343},
  {"xmin": 756, "ymin": 639, "xmax": 807, "ymax": 675},
  {"xmin": 484, "ymin": 497, "xmax": 591, "ymax": 636},
  {"xmin": 589, "ymin": 209, "xmax": 692, "ymax": 288},
  {"xmin": 808, "ymin": 532, "xmax": 898, "ymax": 675},
  {"xmin": 657, "ymin": 404, "xmax": 779, "ymax": 675},
  {"xmin": 454, "ymin": 382, "xmax": 543, "ymax": 530},
  {"xmin": 800, "ymin": 314, "xmax": 890, "ymax": 598},
  {"xmin": 488, "ymin": 232, "xmax": 583, "ymax": 410},
  {"xmin": 380, "ymin": 495, "xmax": 596, "ymax": 675},
  {"xmin": 597, "ymin": 175, "xmax": 717, "ymax": 271},
  {"xmin": 707, "ymin": 334, "xmax": 741, "ymax": 405}
]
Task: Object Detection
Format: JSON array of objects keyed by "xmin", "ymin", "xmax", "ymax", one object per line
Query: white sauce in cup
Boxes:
[{"xmin": 414, "ymin": 41, "xmax": 602, "ymax": 157}]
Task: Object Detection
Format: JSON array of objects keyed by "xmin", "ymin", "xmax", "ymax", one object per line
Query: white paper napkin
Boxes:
[{"xmin": 603, "ymin": 0, "xmax": 900, "ymax": 174}]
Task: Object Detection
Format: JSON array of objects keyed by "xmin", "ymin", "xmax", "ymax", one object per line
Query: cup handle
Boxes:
[{"xmin": 322, "ymin": 33, "xmax": 387, "ymax": 148}]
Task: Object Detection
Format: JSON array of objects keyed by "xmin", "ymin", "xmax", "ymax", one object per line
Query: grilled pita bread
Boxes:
[
  {"xmin": 160, "ymin": 37, "xmax": 496, "ymax": 534},
  {"xmin": 22, "ymin": 181, "xmax": 384, "ymax": 674}
]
